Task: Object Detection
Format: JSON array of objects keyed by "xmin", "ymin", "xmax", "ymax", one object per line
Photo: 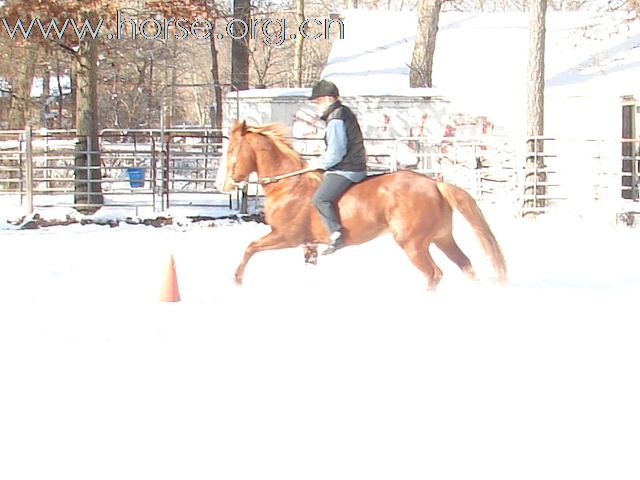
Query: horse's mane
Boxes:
[{"xmin": 244, "ymin": 122, "xmax": 306, "ymax": 169}]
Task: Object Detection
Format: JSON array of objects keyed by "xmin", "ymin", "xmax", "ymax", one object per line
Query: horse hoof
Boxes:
[
  {"xmin": 303, "ymin": 244, "xmax": 318, "ymax": 265},
  {"xmin": 427, "ymin": 280, "xmax": 441, "ymax": 291}
]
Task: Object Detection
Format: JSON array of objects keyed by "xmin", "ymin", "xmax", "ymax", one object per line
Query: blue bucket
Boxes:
[{"xmin": 127, "ymin": 167, "xmax": 145, "ymax": 188}]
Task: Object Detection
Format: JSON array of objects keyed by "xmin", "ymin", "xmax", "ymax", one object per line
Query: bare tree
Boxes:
[
  {"xmin": 293, "ymin": 0, "xmax": 305, "ymax": 87},
  {"xmin": 0, "ymin": 0, "xmax": 117, "ymax": 212},
  {"xmin": 145, "ymin": 0, "xmax": 227, "ymax": 129},
  {"xmin": 232, "ymin": 0, "xmax": 251, "ymax": 89},
  {"xmin": 209, "ymin": 17, "xmax": 224, "ymax": 129},
  {"xmin": 0, "ymin": 40, "xmax": 38, "ymax": 190},
  {"xmin": 73, "ymin": 20, "xmax": 104, "ymax": 211},
  {"xmin": 410, "ymin": 0, "xmax": 443, "ymax": 87},
  {"xmin": 524, "ymin": 0, "xmax": 547, "ymax": 216},
  {"xmin": 6, "ymin": 44, "xmax": 38, "ymax": 129}
]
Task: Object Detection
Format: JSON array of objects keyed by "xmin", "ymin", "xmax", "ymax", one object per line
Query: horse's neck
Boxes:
[{"xmin": 252, "ymin": 133, "xmax": 305, "ymax": 178}]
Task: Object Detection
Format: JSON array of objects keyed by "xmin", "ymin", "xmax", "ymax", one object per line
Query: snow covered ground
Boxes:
[{"xmin": 1, "ymin": 205, "xmax": 639, "ymax": 480}]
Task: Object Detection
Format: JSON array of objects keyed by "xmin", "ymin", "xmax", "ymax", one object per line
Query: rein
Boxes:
[
  {"xmin": 259, "ymin": 167, "xmax": 317, "ymax": 185},
  {"xmin": 229, "ymin": 130, "xmax": 315, "ymax": 187},
  {"xmin": 232, "ymin": 167, "xmax": 317, "ymax": 187}
]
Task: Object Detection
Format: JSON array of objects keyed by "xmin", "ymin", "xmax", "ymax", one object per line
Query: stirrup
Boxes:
[{"xmin": 321, "ymin": 232, "xmax": 345, "ymax": 255}]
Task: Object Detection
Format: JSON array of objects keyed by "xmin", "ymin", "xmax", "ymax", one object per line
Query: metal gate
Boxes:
[{"xmin": 0, "ymin": 127, "xmax": 236, "ymax": 216}]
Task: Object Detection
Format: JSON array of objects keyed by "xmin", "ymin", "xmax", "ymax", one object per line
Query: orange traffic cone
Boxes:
[{"xmin": 159, "ymin": 254, "xmax": 181, "ymax": 302}]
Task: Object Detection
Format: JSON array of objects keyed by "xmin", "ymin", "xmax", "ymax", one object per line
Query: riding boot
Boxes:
[{"xmin": 321, "ymin": 230, "xmax": 345, "ymax": 255}]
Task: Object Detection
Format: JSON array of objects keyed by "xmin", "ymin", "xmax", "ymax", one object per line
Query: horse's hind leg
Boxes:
[
  {"xmin": 434, "ymin": 234, "xmax": 478, "ymax": 281},
  {"xmin": 398, "ymin": 239, "xmax": 443, "ymax": 291}
]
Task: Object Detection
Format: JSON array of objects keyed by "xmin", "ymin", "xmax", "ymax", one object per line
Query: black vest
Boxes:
[{"xmin": 320, "ymin": 101, "xmax": 367, "ymax": 172}]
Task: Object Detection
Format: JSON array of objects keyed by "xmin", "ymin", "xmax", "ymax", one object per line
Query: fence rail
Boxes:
[
  {"xmin": 520, "ymin": 135, "xmax": 639, "ymax": 217},
  {"xmin": 0, "ymin": 127, "xmax": 237, "ymax": 216},
  {"xmin": 1, "ymin": 128, "xmax": 639, "ymax": 221}
]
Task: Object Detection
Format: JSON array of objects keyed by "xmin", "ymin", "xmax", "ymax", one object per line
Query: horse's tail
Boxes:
[{"xmin": 436, "ymin": 182, "xmax": 507, "ymax": 283}]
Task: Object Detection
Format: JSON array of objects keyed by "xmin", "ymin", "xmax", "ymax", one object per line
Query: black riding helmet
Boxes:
[{"xmin": 309, "ymin": 79, "xmax": 340, "ymax": 100}]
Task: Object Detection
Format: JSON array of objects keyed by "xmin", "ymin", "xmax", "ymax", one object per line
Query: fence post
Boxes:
[
  {"xmin": 239, "ymin": 183, "xmax": 249, "ymax": 214},
  {"xmin": 25, "ymin": 126, "xmax": 34, "ymax": 214},
  {"xmin": 632, "ymin": 138, "xmax": 639, "ymax": 201},
  {"xmin": 151, "ymin": 135, "xmax": 157, "ymax": 212},
  {"xmin": 523, "ymin": 135, "xmax": 547, "ymax": 217}
]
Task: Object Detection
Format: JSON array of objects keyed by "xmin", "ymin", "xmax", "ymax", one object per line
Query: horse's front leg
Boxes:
[
  {"xmin": 235, "ymin": 231, "xmax": 296, "ymax": 285},
  {"xmin": 302, "ymin": 243, "xmax": 318, "ymax": 266}
]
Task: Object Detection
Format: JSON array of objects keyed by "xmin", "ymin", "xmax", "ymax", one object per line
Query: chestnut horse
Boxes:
[{"xmin": 222, "ymin": 121, "xmax": 507, "ymax": 290}]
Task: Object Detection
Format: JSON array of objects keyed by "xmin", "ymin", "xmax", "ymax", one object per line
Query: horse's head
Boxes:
[
  {"xmin": 220, "ymin": 120, "xmax": 308, "ymax": 192},
  {"xmin": 221, "ymin": 120, "xmax": 257, "ymax": 192}
]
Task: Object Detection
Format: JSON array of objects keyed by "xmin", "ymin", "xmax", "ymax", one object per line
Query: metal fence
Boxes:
[
  {"xmin": 0, "ymin": 127, "xmax": 236, "ymax": 216},
  {"xmin": 356, "ymin": 133, "xmax": 639, "ymax": 219},
  {"xmin": 521, "ymin": 135, "xmax": 639, "ymax": 218},
  {"xmin": 293, "ymin": 133, "xmax": 520, "ymax": 208},
  {"xmin": 2, "ymin": 127, "xmax": 638, "ymax": 221}
]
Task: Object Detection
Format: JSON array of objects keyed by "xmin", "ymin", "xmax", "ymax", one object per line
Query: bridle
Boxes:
[
  {"xmin": 257, "ymin": 167, "xmax": 317, "ymax": 185},
  {"xmin": 228, "ymin": 135, "xmax": 316, "ymax": 187}
]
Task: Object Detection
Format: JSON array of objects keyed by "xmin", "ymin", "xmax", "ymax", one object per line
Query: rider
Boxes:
[{"xmin": 307, "ymin": 79, "xmax": 367, "ymax": 255}]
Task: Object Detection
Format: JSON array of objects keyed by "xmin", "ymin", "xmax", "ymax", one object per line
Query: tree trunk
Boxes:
[
  {"xmin": 8, "ymin": 45, "xmax": 37, "ymax": 129},
  {"xmin": 42, "ymin": 65, "xmax": 50, "ymax": 128},
  {"xmin": 5, "ymin": 45, "xmax": 36, "ymax": 191},
  {"xmin": 410, "ymin": 0, "xmax": 442, "ymax": 88},
  {"xmin": 209, "ymin": 19, "xmax": 223, "ymax": 130},
  {"xmin": 73, "ymin": 35, "xmax": 103, "ymax": 213},
  {"xmin": 166, "ymin": 41, "xmax": 177, "ymax": 128},
  {"xmin": 70, "ymin": 66, "xmax": 77, "ymax": 129},
  {"xmin": 524, "ymin": 0, "xmax": 547, "ymax": 217},
  {"xmin": 56, "ymin": 57, "xmax": 64, "ymax": 129},
  {"xmin": 231, "ymin": 0, "xmax": 251, "ymax": 90},
  {"xmin": 294, "ymin": 0, "xmax": 305, "ymax": 87},
  {"xmin": 147, "ymin": 56, "xmax": 154, "ymax": 128}
]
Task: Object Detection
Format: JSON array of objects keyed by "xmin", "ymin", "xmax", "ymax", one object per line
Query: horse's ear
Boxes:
[{"xmin": 232, "ymin": 119, "xmax": 248, "ymax": 136}]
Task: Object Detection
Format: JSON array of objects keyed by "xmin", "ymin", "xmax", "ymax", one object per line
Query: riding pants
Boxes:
[{"xmin": 312, "ymin": 172, "xmax": 356, "ymax": 235}]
